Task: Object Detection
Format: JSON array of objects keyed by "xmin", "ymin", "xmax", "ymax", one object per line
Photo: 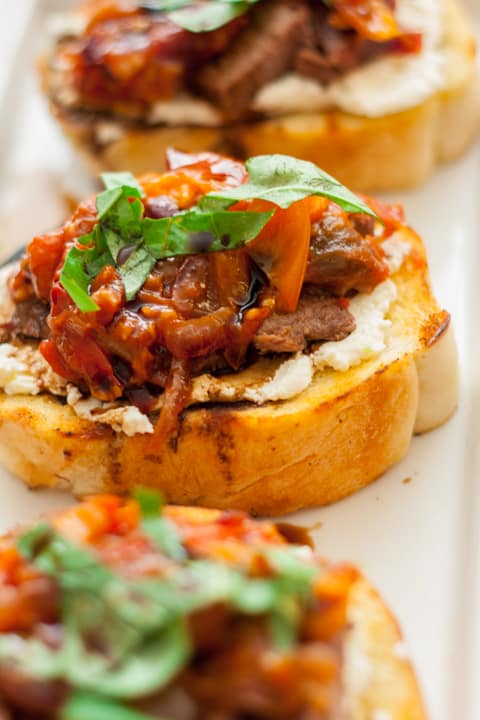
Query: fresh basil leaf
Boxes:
[
  {"xmin": 34, "ymin": 535, "xmax": 112, "ymax": 593},
  {"xmin": 105, "ymin": 581, "xmax": 170, "ymax": 632},
  {"xmin": 101, "ymin": 172, "xmax": 144, "ymax": 198},
  {"xmin": 265, "ymin": 546, "xmax": 317, "ymax": 588},
  {"xmin": 60, "ymin": 247, "xmax": 100, "ymax": 313},
  {"xmin": 0, "ymin": 633, "xmax": 65, "ymax": 679},
  {"xmin": 169, "ymin": 1, "xmax": 252, "ymax": 32},
  {"xmin": 203, "ymin": 154, "xmax": 377, "ymax": 217},
  {"xmin": 181, "ymin": 209, "xmax": 274, "ymax": 248},
  {"xmin": 103, "ymin": 227, "xmax": 127, "ymax": 264},
  {"xmin": 143, "ymin": 517, "xmax": 187, "ymax": 561},
  {"xmin": 85, "ymin": 249, "xmax": 115, "ymax": 278},
  {"xmin": 143, "ymin": 217, "xmax": 189, "ymax": 259},
  {"xmin": 97, "ymin": 188, "xmax": 124, "ymax": 221},
  {"xmin": 118, "ymin": 245, "xmax": 156, "ymax": 301},
  {"xmin": 103, "ymin": 194, "xmax": 144, "ymax": 241},
  {"xmin": 268, "ymin": 601, "xmax": 299, "ymax": 652},
  {"xmin": 17, "ymin": 522, "xmax": 52, "ymax": 561},
  {"xmin": 143, "ymin": 209, "xmax": 273, "ymax": 259},
  {"xmin": 140, "ymin": 0, "xmax": 261, "ymax": 32},
  {"xmin": 133, "ymin": 488, "xmax": 186, "ymax": 561},
  {"xmin": 139, "ymin": 0, "xmax": 192, "ymax": 13},
  {"xmin": 134, "ymin": 487, "xmax": 163, "ymax": 518},
  {"xmin": 67, "ymin": 619, "xmax": 190, "ymax": 699},
  {"xmin": 62, "ymin": 692, "xmax": 158, "ymax": 720},
  {"xmin": 233, "ymin": 578, "xmax": 279, "ymax": 613}
]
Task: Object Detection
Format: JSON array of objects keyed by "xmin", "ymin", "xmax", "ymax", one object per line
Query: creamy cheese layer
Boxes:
[
  {"xmin": 0, "ymin": 236, "xmax": 409, "ymax": 435},
  {"xmin": 52, "ymin": 0, "xmax": 446, "ymax": 130},
  {"xmin": 253, "ymin": 0, "xmax": 445, "ymax": 118}
]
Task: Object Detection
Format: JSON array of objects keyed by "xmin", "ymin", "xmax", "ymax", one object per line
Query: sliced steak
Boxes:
[
  {"xmin": 296, "ymin": 3, "xmax": 398, "ymax": 84},
  {"xmin": 305, "ymin": 213, "xmax": 389, "ymax": 296},
  {"xmin": 196, "ymin": 1, "xmax": 311, "ymax": 119},
  {"xmin": 8, "ymin": 298, "xmax": 50, "ymax": 340},
  {"xmin": 254, "ymin": 292, "xmax": 355, "ymax": 354}
]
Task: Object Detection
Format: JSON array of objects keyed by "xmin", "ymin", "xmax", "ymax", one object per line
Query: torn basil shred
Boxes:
[
  {"xmin": 59, "ymin": 154, "xmax": 378, "ymax": 312},
  {"xmin": 0, "ymin": 491, "xmax": 320, "ymax": 714}
]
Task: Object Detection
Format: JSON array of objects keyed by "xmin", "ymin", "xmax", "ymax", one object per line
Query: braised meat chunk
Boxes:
[
  {"xmin": 305, "ymin": 211, "xmax": 389, "ymax": 296},
  {"xmin": 254, "ymin": 292, "xmax": 355, "ymax": 354},
  {"xmin": 7, "ymin": 298, "xmax": 50, "ymax": 340},
  {"xmin": 196, "ymin": 1, "xmax": 311, "ymax": 119},
  {"xmin": 47, "ymin": 0, "xmax": 423, "ymax": 122},
  {"xmin": 3, "ymin": 152, "xmax": 400, "ymax": 441}
]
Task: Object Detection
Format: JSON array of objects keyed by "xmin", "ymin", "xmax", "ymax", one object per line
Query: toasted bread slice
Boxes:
[
  {"xmin": 0, "ymin": 498, "xmax": 427, "ymax": 718},
  {"xmin": 43, "ymin": 0, "xmax": 479, "ymax": 192},
  {"xmin": 345, "ymin": 578, "xmax": 427, "ymax": 719},
  {"xmin": 0, "ymin": 226, "xmax": 458, "ymax": 515}
]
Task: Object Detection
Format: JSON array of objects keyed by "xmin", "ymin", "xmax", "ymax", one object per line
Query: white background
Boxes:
[{"xmin": 0, "ymin": 2, "xmax": 479, "ymax": 718}]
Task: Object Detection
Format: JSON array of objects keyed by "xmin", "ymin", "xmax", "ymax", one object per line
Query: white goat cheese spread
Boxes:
[
  {"xmin": 0, "ymin": 345, "xmax": 41, "ymax": 397},
  {"xmin": 148, "ymin": 95, "xmax": 222, "ymax": 127},
  {"xmin": 66, "ymin": 387, "xmax": 154, "ymax": 436},
  {"xmin": 0, "ymin": 236, "xmax": 408, "ymax": 435},
  {"xmin": 253, "ymin": 0, "xmax": 444, "ymax": 118},
  {"xmin": 313, "ymin": 279, "xmax": 396, "ymax": 373},
  {"xmin": 0, "ymin": 343, "xmax": 66, "ymax": 397},
  {"xmin": 244, "ymin": 353, "xmax": 314, "ymax": 404},
  {"xmin": 382, "ymin": 234, "xmax": 412, "ymax": 273},
  {"xmin": 54, "ymin": 0, "xmax": 445, "ymax": 128}
]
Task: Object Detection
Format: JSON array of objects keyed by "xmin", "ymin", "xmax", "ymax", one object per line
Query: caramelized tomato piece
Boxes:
[
  {"xmin": 82, "ymin": 0, "xmax": 139, "ymax": 32},
  {"xmin": 330, "ymin": 0, "xmax": 401, "ymax": 41},
  {"xmin": 140, "ymin": 152, "xmax": 247, "ymax": 208},
  {"xmin": 241, "ymin": 199, "xmax": 312, "ymax": 313},
  {"xmin": 25, "ymin": 231, "xmax": 66, "ymax": 302}
]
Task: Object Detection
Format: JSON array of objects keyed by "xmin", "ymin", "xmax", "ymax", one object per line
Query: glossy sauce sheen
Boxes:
[
  {"xmin": 51, "ymin": 0, "xmax": 422, "ymax": 119},
  {"xmin": 6, "ymin": 152, "xmax": 401, "ymax": 441}
]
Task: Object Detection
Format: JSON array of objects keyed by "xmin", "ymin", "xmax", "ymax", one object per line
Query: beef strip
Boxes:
[
  {"xmin": 254, "ymin": 292, "xmax": 355, "ymax": 354},
  {"xmin": 296, "ymin": 25, "xmax": 387, "ymax": 83},
  {"xmin": 296, "ymin": 2, "xmax": 399, "ymax": 84},
  {"xmin": 196, "ymin": 1, "xmax": 311, "ymax": 119},
  {"xmin": 305, "ymin": 214, "xmax": 388, "ymax": 296},
  {"xmin": 8, "ymin": 298, "xmax": 50, "ymax": 340}
]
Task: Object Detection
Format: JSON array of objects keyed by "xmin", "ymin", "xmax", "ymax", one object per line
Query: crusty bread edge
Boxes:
[
  {"xmin": 344, "ymin": 578, "xmax": 428, "ymax": 719},
  {"xmin": 414, "ymin": 321, "xmax": 458, "ymax": 434},
  {"xmin": 0, "ymin": 228, "xmax": 458, "ymax": 515},
  {"xmin": 42, "ymin": 0, "xmax": 479, "ymax": 192},
  {"xmin": 0, "ymin": 498, "xmax": 428, "ymax": 717}
]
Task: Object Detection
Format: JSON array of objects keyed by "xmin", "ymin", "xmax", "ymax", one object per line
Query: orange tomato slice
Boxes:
[{"xmin": 233, "ymin": 199, "xmax": 312, "ymax": 313}]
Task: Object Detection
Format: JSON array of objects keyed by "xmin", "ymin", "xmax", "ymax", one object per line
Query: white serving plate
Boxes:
[{"xmin": 0, "ymin": 2, "xmax": 479, "ymax": 718}]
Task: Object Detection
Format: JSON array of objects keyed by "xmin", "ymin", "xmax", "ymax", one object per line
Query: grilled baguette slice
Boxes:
[
  {"xmin": 344, "ymin": 576, "xmax": 427, "ymax": 719},
  {"xmin": 0, "ymin": 499, "xmax": 427, "ymax": 719},
  {"xmin": 0, "ymin": 225, "xmax": 458, "ymax": 515},
  {"xmin": 43, "ymin": 0, "xmax": 479, "ymax": 191}
]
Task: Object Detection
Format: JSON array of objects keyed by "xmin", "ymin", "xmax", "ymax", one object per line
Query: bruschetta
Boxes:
[
  {"xmin": 41, "ymin": 0, "xmax": 480, "ymax": 190},
  {"xmin": 0, "ymin": 151, "xmax": 458, "ymax": 513},
  {"xmin": 0, "ymin": 491, "xmax": 427, "ymax": 719}
]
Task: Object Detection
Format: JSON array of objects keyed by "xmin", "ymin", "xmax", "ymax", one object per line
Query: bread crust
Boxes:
[
  {"xmin": 344, "ymin": 578, "xmax": 428, "ymax": 719},
  {"xmin": 43, "ymin": 0, "xmax": 479, "ymax": 191},
  {"xmin": 0, "ymin": 500, "xmax": 427, "ymax": 717},
  {"xmin": 0, "ymin": 228, "xmax": 458, "ymax": 515}
]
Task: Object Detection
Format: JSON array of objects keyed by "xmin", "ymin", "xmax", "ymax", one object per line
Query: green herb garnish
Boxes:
[
  {"xmin": 59, "ymin": 155, "xmax": 376, "ymax": 311},
  {"xmin": 134, "ymin": 487, "xmax": 186, "ymax": 560},
  {"xmin": 1, "ymin": 495, "xmax": 318, "ymax": 704},
  {"xmin": 201, "ymin": 154, "xmax": 377, "ymax": 215},
  {"xmin": 140, "ymin": 0, "xmax": 262, "ymax": 32},
  {"xmin": 62, "ymin": 692, "xmax": 159, "ymax": 720}
]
